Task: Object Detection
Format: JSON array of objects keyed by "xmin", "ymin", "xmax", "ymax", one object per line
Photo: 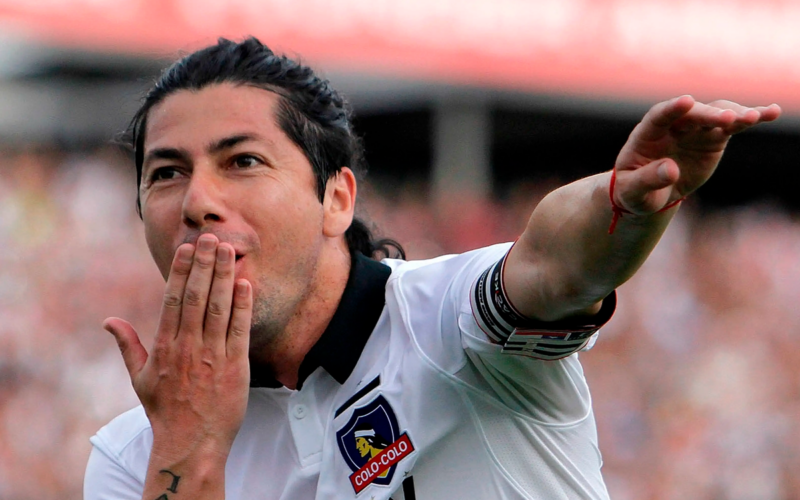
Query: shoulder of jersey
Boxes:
[
  {"xmin": 380, "ymin": 243, "xmax": 513, "ymax": 279},
  {"xmin": 92, "ymin": 405, "xmax": 151, "ymax": 459}
]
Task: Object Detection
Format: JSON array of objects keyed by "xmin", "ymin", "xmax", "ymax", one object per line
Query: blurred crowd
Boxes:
[{"xmin": 1, "ymin": 148, "xmax": 798, "ymax": 499}]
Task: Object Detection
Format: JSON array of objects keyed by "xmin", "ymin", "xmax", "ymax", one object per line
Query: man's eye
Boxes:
[
  {"xmin": 233, "ymin": 155, "xmax": 261, "ymax": 169},
  {"xmin": 150, "ymin": 167, "xmax": 181, "ymax": 182}
]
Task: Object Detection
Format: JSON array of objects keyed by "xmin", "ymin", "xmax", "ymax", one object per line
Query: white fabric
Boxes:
[{"xmin": 85, "ymin": 243, "xmax": 609, "ymax": 499}]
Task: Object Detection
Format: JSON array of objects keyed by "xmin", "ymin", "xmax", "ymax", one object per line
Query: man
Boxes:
[{"xmin": 83, "ymin": 37, "xmax": 780, "ymax": 499}]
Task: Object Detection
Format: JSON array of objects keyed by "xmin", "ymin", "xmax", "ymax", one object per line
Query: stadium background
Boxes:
[{"xmin": 1, "ymin": 1, "xmax": 799, "ymax": 498}]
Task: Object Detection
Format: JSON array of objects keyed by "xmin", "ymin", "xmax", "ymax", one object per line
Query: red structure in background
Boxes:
[{"xmin": 0, "ymin": 0, "xmax": 797, "ymax": 111}]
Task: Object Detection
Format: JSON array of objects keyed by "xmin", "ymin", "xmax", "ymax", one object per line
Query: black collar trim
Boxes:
[{"xmin": 250, "ymin": 253, "xmax": 391, "ymax": 389}]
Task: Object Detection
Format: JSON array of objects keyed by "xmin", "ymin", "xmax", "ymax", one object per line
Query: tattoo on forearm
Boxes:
[{"xmin": 152, "ymin": 469, "xmax": 182, "ymax": 498}]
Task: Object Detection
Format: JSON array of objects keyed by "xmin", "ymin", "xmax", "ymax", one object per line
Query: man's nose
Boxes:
[{"xmin": 182, "ymin": 170, "xmax": 225, "ymax": 229}]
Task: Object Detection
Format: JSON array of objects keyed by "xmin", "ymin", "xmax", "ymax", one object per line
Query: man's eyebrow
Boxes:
[
  {"xmin": 208, "ymin": 134, "xmax": 259, "ymax": 154},
  {"xmin": 143, "ymin": 147, "xmax": 191, "ymax": 167}
]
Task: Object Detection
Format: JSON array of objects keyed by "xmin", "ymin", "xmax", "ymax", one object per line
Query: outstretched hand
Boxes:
[{"xmin": 612, "ymin": 95, "xmax": 781, "ymax": 215}]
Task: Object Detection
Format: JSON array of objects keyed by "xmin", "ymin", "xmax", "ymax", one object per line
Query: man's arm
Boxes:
[
  {"xmin": 99, "ymin": 235, "xmax": 252, "ymax": 500},
  {"xmin": 503, "ymin": 96, "xmax": 781, "ymax": 322}
]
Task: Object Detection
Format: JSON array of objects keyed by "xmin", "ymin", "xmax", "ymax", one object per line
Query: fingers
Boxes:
[
  {"xmin": 646, "ymin": 95, "xmax": 696, "ymax": 129},
  {"xmin": 753, "ymin": 103, "xmax": 782, "ymax": 122},
  {"xmin": 636, "ymin": 96, "xmax": 730, "ymax": 143},
  {"xmin": 645, "ymin": 97, "xmax": 781, "ymax": 138},
  {"xmin": 204, "ymin": 243, "xmax": 236, "ymax": 347},
  {"xmin": 160, "ymin": 243, "xmax": 194, "ymax": 339},
  {"xmin": 227, "ymin": 280, "xmax": 252, "ymax": 360},
  {"xmin": 104, "ymin": 317, "xmax": 148, "ymax": 380},
  {"xmin": 717, "ymin": 103, "xmax": 782, "ymax": 134},
  {"xmin": 615, "ymin": 159, "xmax": 681, "ymax": 213},
  {"xmin": 179, "ymin": 234, "xmax": 219, "ymax": 341},
  {"xmin": 707, "ymin": 100, "xmax": 782, "ymax": 121},
  {"xmin": 663, "ymin": 98, "xmax": 738, "ymax": 132},
  {"xmin": 170, "ymin": 234, "xmax": 249, "ymax": 357}
]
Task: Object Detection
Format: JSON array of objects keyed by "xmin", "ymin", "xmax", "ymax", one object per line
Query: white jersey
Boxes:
[{"xmin": 85, "ymin": 243, "xmax": 612, "ymax": 499}]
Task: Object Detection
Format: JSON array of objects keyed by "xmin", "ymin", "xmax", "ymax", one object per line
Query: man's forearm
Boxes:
[
  {"xmin": 140, "ymin": 447, "xmax": 228, "ymax": 500},
  {"xmin": 504, "ymin": 171, "xmax": 675, "ymax": 322}
]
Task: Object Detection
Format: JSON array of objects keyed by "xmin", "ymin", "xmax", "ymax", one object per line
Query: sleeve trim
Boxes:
[{"xmin": 469, "ymin": 250, "xmax": 617, "ymax": 359}]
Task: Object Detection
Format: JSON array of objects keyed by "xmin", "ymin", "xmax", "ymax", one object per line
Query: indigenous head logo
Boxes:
[{"xmin": 336, "ymin": 395, "xmax": 415, "ymax": 494}]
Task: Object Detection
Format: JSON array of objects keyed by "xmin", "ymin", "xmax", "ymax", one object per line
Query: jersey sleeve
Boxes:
[
  {"xmin": 84, "ymin": 406, "xmax": 151, "ymax": 500},
  {"xmin": 84, "ymin": 445, "xmax": 144, "ymax": 500},
  {"xmin": 387, "ymin": 243, "xmax": 615, "ymax": 424},
  {"xmin": 459, "ymin": 246, "xmax": 615, "ymax": 423}
]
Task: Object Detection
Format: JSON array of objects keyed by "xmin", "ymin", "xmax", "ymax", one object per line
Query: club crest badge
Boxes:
[{"xmin": 336, "ymin": 394, "xmax": 415, "ymax": 494}]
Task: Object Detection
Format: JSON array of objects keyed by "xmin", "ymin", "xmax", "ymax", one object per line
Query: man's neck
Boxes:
[{"xmin": 254, "ymin": 244, "xmax": 351, "ymax": 390}]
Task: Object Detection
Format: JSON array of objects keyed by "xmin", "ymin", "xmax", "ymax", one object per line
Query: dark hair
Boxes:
[{"xmin": 128, "ymin": 37, "xmax": 403, "ymax": 261}]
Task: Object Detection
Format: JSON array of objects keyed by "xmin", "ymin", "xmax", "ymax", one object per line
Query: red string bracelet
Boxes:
[{"xmin": 608, "ymin": 169, "xmax": 685, "ymax": 234}]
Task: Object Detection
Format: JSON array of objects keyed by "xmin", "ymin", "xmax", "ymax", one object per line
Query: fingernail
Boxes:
[
  {"xmin": 178, "ymin": 245, "xmax": 194, "ymax": 263},
  {"xmin": 217, "ymin": 246, "xmax": 231, "ymax": 263},
  {"xmin": 236, "ymin": 281, "xmax": 248, "ymax": 296},
  {"xmin": 198, "ymin": 235, "xmax": 216, "ymax": 251},
  {"xmin": 658, "ymin": 161, "xmax": 670, "ymax": 181}
]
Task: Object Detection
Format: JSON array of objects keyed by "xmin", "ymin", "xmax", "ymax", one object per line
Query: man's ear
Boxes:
[{"xmin": 322, "ymin": 167, "xmax": 357, "ymax": 237}]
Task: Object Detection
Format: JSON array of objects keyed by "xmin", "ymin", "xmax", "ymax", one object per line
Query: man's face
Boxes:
[{"xmin": 139, "ymin": 83, "xmax": 327, "ymax": 347}]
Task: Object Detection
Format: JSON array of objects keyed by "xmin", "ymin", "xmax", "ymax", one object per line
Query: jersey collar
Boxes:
[{"xmin": 250, "ymin": 253, "xmax": 392, "ymax": 389}]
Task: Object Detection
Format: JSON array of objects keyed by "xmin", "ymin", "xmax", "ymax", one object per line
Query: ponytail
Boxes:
[{"xmin": 346, "ymin": 217, "xmax": 405, "ymax": 261}]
